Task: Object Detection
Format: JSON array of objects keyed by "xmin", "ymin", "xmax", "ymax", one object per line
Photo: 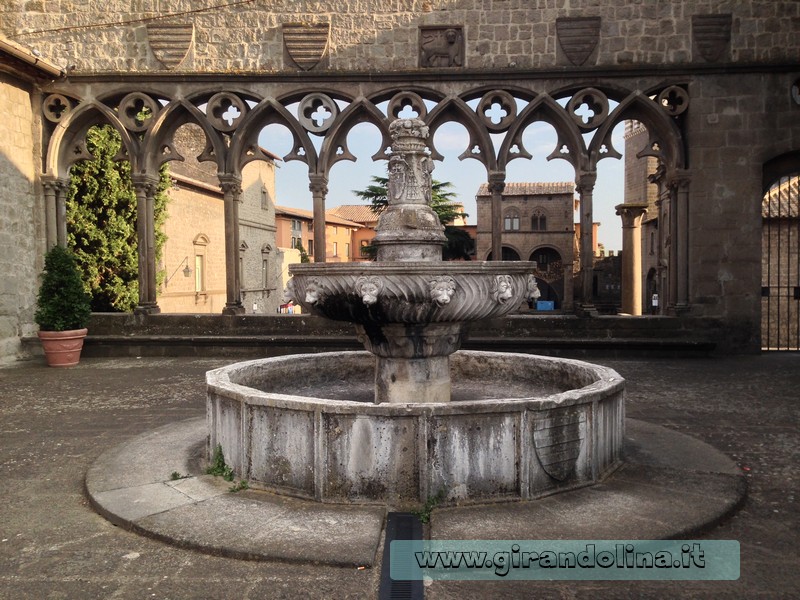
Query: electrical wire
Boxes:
[{"xmin": 15, "ymin": 0, "xmax": 259, "ymax": 37}]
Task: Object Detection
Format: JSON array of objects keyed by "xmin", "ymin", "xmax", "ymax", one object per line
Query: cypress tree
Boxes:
[{"xmin": 66, "ymin": 125, "xmax": 170, "ymax": 312}]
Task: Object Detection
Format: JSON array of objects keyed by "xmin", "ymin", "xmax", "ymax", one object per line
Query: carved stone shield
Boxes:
[
  {"xmin": 283, "ymin": 23, "xmax": 330, "ymax": 71},
  {"xmin": 692, "ymin": 14, "xmax": 732, "ymax": 63},
  {"xmin": 533, "ymin": 408, "xmax": 586, "ymax": 481},
  {"xmin": 556, "ymin": 17, "xmax": 601, "ymax": 66},
  {"xmin": 147, "ymin": 23, "xmax": 194, "ymax": 70}
]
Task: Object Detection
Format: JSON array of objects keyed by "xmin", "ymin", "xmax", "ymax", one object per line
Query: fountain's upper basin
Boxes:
[
  {"xmin": 206, "ymin": 351, "xmax": 625, "ymax": 505},
  {"xmin": 287, "ymin": 261, "xmax": 538, "ymax": 324}
]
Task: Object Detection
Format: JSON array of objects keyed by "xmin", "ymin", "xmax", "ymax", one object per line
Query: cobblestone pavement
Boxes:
[{"xmin": 0, "ymin": 353, "xmax": 797, "ymax": 599}]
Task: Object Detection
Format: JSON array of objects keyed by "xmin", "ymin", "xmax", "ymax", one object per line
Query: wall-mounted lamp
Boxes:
[{"xmin": 165, "ymin": 256, "xmax": 192, "ymax": 286}]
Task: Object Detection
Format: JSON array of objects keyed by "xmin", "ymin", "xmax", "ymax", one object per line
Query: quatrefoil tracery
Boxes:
[
  {"xmin": 118, "ymin": 92, "xmax": 160, "ymax": 132},
  {"xmin": 207, "ymin": 92, "xmax": 247, "ymax": 132}
]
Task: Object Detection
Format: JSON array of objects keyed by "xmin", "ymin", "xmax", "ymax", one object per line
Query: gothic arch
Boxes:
[
  {"xmin": 587, "ymin": 86, "xmax": 687, "ymax": 173},
  {"xmin": 142, "ymin": 98, "xmax": 226, "ymax": 176},
  {"xmin": 499, "ymin": 93, "xmax": 585, "ymax": 173},
  {"xmin": 46, "ymin": 100, "xmax": 137, "ymax": 177},
  {"xmin": 231, "ymin": 95, "xmax": 320, "ymax": 176},
  {"xmin": 318, "ymin": 97, "xmax": 391, "ymax": 176},
  {"xmin": 426, "ymin": 95, "xmax": 496, "ymax": 171}
]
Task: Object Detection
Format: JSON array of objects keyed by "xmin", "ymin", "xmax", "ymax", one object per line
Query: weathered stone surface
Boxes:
[
  {"xmin": 1, "ymin": 1, "xmax": 797, "ymax": 72},
  {"xmin": 206, "ymin": 350, "xmax": 625, "ymax": 504}
]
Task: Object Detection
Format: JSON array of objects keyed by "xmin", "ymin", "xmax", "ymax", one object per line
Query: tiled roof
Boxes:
[
  {"xmin": 328, "ymin": 204, "xmax": 379, "ymax": 224},
  {"xmin": 275, "ymin": 205, "xmax": 363, "ymax": 227},
  {"xmin": 476, "ymin": 182, "xmax": 575, "ymax": 196}
]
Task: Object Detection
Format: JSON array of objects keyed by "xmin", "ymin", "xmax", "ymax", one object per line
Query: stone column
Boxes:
[
  {"xmin": 42, "ymin": 178, "xmax": 58, "ymax": 249},
  {"xmin": 55, "ymin": 180, "xmax": 68, "ymax": 247},
  {"xmin": 220, "ymin": 176, "xmax": 245, "ymax": 315},
  {"xmin": 145, "ymin": 182, "xmax": 160, "ymax": 312},
  {"xmin": 356, "ymin": 323, "xmax": 462, "ymax": 404},
  {"xmin": 576, "ymin": 171, "xmax": 598, "ymax": 314},
  {"xmin": 615, "ymin": 202, "xmax": 649, "ymax": 315},
  {"xmin": 309, "ymin": 174, "xmax": 328, "ymax": 263},
  {"xmin": 132, "ymin": 176, "xmax": 156, "ymax": 313},
  {"xmin": 488, "ymin": 171, "xmax": 505, "ymax": 261},
  {"xmin": 672, "ymin": 172, "xmax": 690, "ymax": 312},
  {"xmin": 648, "ymin": 166, "xmax": 669, "ymax": 313}
]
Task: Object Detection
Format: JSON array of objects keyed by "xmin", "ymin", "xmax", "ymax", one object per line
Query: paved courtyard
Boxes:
[{"xmin": 0, "ymin": 351, "xmax": 797, "ymax": 599}]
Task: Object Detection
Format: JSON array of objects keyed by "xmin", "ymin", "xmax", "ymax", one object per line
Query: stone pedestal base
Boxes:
[
  {"xmin": 356, "ymin": 322, "xmax": 463, "ymax": 403},
  {"xmin": 375, "ymin": 355, "xmax": 450, "ymax": 404}
]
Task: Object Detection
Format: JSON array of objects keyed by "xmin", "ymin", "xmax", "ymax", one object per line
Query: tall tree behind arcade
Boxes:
[{"xmin": 66, "ymin": 125, "xmax": 170, "ymax": 312}]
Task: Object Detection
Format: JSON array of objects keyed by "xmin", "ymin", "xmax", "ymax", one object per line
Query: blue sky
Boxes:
[{"xmin": 259, "ymin": 107, "xmax": 626, "ymax": 252}]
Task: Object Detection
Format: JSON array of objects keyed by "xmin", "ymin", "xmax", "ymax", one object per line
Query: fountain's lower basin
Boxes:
[{"xmin": 206, "ymin": 351, "xmax": 625, "ymax": 505}]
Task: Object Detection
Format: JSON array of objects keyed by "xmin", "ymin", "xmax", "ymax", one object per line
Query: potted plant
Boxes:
[{"xmin": 35, "ymin": 245, "xmax": 91, "ymax": 367}]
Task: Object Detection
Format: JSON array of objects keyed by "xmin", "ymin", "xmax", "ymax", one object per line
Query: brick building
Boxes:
[{"xmin": 476, "ymin": 182, "xmax": 576, "ymax": 310}]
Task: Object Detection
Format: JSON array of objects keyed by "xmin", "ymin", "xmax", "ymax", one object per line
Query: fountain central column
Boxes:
[{"xmin": 363, "ymin": 118, "xmax": 455, "ymax": 404}]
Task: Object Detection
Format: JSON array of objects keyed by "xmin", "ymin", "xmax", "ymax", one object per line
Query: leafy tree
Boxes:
[
  {"xmin": 295, "ymin": 240, "xmax": 311, "ymax": 263},
  {"xmin": 353, "ymin": 176, "xmax": 474, "ymax": 260},
  {"xmin": 67, "ymin": 125, "xmax": 170, "ymax": 312}
]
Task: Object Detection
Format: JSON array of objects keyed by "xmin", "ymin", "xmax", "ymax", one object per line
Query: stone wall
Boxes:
[
  {"xmin": 0, "ymin": 74, "xmax": 40, "ymax": 363},
  {"xmin": 3, "ymin": 1, "xmax": 797, "ymax": 73},
  {"xmin": 687, "ymin": 72, "xmax": 798, "ymax": 345}
]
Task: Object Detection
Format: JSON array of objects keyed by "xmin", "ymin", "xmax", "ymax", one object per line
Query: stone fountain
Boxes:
[{"xmin": 206, "ymin": 118, "xmax": 625, "ymax": 506}]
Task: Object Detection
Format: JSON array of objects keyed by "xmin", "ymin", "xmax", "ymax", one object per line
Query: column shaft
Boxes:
[
  {"xmin": 310, "ymin": 174, "xmax": 328, "ymax": 263},
  {"xmin": 576, "ymin": 172, "xmax": 597, "ymax": 311},
  {"xmin": 488, "ymin": 172, "xmax": 505, "ymax": 261},
  {"xmin": 220, "ymin": 177, "xmax": 244, "ymax": 314}
]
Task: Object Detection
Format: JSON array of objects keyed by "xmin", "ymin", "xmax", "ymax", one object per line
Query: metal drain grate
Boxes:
[{"xmin": 378, "ymin": 512, "xmax": 424, "ymax": 600}]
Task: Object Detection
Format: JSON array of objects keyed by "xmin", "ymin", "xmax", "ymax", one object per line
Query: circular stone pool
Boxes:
[{"xmin": 206, "ymin": 350, "xmax": 625, "ymax": 506}]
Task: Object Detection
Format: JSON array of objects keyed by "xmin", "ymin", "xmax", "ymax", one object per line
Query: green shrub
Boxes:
[{"xmin": 34, "ymin": 245, "xmax": 91, "ymax": 331}]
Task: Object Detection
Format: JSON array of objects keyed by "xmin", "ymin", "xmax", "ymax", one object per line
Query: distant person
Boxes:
[{"xmin": 651, "ymin": 293, "xmax": 659, "ymax": 315}]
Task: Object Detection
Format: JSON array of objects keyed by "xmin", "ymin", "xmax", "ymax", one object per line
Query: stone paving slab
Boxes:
[
  {"xmin": 85, "ymin": 416, "xmax": 745, "ymax": 568},
  {"xmin": 85, "ymin": 417, "xmax": 387, "ymax": 567}
]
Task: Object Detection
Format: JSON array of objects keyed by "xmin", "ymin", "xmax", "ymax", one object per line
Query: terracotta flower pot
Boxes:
[{"xmin": 37, "ymin": 328, "xmax": 88, "ymax": 367}]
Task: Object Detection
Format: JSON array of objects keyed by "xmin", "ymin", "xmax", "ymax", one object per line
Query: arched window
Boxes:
[
  {"xmin": 531, "ymin": 209, "xmax": 547, "ymax": 231},
  {"xmin": 503, "ymin": 211, "xmax": 520, "ymax": 231},
  {"xmin": 193, "ymin": 234, "xmax": 210, "ymax": 293}
]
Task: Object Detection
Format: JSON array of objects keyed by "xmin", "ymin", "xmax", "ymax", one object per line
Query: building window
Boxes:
[
  {"xmin": 291, "ymin": 219, "xmax": 301, "ymax": 232},
  {"xmin": 291, "ymin": 236, "xmax": 297, "ymax": 249},
  {"xmin": 333, "ymin": 241, "xmax": 338, "ymax": 256},
  {"xmin": 345, "ymin": 243, "xmax": 350, "ymax": 258},
  {"xmin": 649, "ymin": 231, "xmax": 655, "ymax": 255},
  {"xmin": 307, "ymin": 239, "xmax": 314, "ymax": 256},
  {"xmin": 193, "ymin": 233, "xmax": 209, "ymax": 294},
  {"xmin": 307, "ymin": 221, "xmax": 313, "ymax": 232},
  {"xmin": 504, "ymin": 212, "xmax": 520, "ymax": 231},
  {"xmin": 531, "ymin": 210, "xmax": 547, "ymax": 231},
  {"xmin": 261, "ymin": 186, "xmax": 270, "ymax": 211},
  {"xmin": 194, "ymin": 255, "xmax": 205, "ymax": 292}
]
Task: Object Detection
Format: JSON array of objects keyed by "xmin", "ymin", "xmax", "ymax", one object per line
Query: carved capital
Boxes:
[
  {"xmin": 666, "ymin": 169, "xmax": 691, "ymax": 192},
  {"xmin": 131, "ymin": 175, "xmax": 158, "ymax": 197},
  {"xmin": 487, "ymin": 172, "xmax": 506, "ymax": 195},
  {"xmin": 309, "ymin": 174, "xmax": 329, "ymax": 196},
  {"xmin": 575, "ymin": 171, "xmax": 597, "ymax": 193}
]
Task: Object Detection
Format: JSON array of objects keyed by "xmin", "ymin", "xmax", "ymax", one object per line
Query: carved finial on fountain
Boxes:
[{"xmin": 374, "ymin": 118, "xmax": 445, "ymax": 262}]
